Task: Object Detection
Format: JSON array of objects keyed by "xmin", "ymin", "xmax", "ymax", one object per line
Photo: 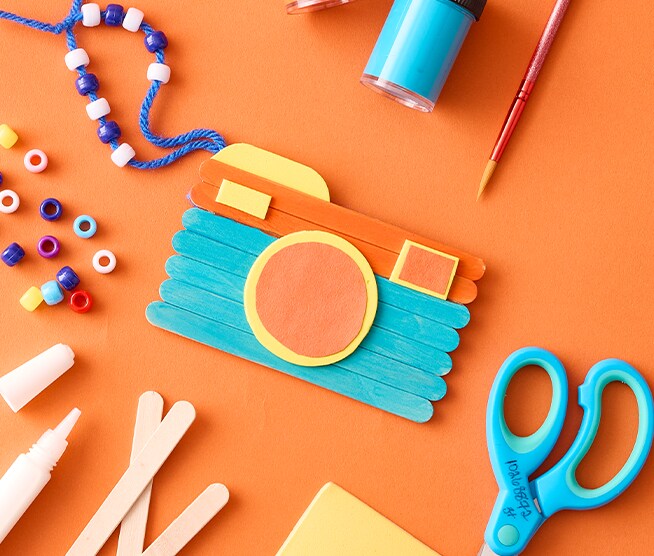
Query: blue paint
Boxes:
[
  {"xmin": 159, "ymin": 278, "xmax": 446, "ymax": 401},
  {"xmin": 182, "ymin": 208, "xmax": 470, "ymax": 329},
  {"xmin": 363, "ymin": 0, "xmax": 479, "ymax": 110},
  {"xmin": 172, "ymin": 229, "xmax": 460, "ymax": 352},
  {"xmin": 165, "ymin": 255, "xmax": 453, "ymax": 374},
  {"xmin": 146, "ymin": 301, "xmax": 435, "ymax": 423},
  {"xmin": 484, "ymin": 347, "xmax": 654, "ymax": 555}
]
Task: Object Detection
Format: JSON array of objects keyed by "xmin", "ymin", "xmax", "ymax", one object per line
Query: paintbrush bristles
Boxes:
[{"xmin": 477, "ymin": 160, "xmax": 497, "ymax": 201}]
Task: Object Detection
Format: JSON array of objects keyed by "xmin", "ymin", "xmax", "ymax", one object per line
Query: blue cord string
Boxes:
[{"xmin": 0, "ymin": 1, "xmax": 227, "ymax": 169}]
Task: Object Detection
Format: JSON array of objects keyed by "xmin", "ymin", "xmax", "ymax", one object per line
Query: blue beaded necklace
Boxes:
[{"xmin": 0, "ymin": 1, "xmax": 227, "ymax": 169}]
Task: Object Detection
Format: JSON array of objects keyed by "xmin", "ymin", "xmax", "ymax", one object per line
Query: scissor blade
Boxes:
[{"xmin": 478, "ymin": 542, "xmax": 500, "ymax": 556}]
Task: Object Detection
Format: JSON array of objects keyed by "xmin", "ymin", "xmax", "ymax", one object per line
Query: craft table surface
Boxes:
[{"xmin": 0, "ymin": 1, "xmax": 652, "ymax": 555}]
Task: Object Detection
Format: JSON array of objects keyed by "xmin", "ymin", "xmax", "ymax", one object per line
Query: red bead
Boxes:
[{"xmin": 69, "ymin": 290, "xmax": 93, "ymax": 313}]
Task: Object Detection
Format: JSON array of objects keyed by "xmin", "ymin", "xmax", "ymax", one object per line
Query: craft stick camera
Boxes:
[{"xmin": 147, "ymin": 144, "xmax": 484, "ymax": 422}]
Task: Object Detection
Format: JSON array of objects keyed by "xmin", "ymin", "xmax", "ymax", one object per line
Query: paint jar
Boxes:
[
  {"xmin": 285, "ymin": 0, "xmax": 356, "ymax": 14},
  {"xmin": 361, "ymin": 0, "xmax": 486, "ymax": 112}
]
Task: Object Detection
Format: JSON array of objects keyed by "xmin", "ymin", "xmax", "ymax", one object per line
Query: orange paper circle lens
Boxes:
[{"xmin": 244, "ymin": 231, "xmax": 378, "ymax": 367}]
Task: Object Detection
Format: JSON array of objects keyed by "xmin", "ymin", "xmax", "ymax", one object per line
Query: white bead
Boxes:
[
  {"xmin": 86, "ymin": 98, "xmax": 111, "ymax": 120},
  {"xmin": 111, "ymin": 143, "xmax": 136, "ymax": 167},
  {"xmin": 24, "ymin": 149, "xmax": 49, "ymax": 173},
  {"xmin": 147, "ymin": 63, "xmax": 171, "ymax": 84},
  {"xmin": 0, "ymin": 190, "xmax": 20, "ymax": 214},
  {"xmin": 93, "ymin": 250, "xmax": 117, "ymax": 274},
  {"xmin": 122, "ymin": 8, "xmax": 144, "ymax": 32},
  {"xmin": 65, "ymin": 48, "xmax": 90, "ymax": 71},
  {"xmin": 81, "ymin": 3, "xmax": 101, "ymax": 27}
]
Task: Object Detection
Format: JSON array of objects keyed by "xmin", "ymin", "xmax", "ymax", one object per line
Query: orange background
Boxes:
[{"xmin": 0, "ymin": 1, "xmax": 653, "ymax": 554}]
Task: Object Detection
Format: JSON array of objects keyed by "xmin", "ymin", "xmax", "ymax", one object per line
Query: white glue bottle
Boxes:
[{"xmin": 0, "ymin": 408, "xmax": 81, "ymax": 544}]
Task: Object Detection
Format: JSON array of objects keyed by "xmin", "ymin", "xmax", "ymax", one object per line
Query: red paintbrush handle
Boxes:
[{"xmin": 490, "ymin": 79, "xmax": 535, "ymax": 162}]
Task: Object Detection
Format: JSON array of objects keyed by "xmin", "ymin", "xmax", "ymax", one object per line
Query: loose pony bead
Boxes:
[
  {"xmin": 0, "ymin": 190, "xmax": 19, "ymax": 213},
  {"xmin": 86, "ymin": 98, "xmax": 111, "ymax": 120},
  {"xmin": 93, "ymin": 249, "xmax": 117, "ymax": 274},
  {"xmin": 147, "ymin": 63, "xmax": 170, "ymax": 84},
  {"xmin": 97, "ymin": 121, "xmax": 121, "ymax": 144},
  {"xmin": 37, "ymin": 235, "xmax": 60, "ymax": 258},
  {"xmin": 73, "ymin": 215, "xmax": 97, "ymax": 238},
  {"xmin": 0, "ymin": 124, "xmax": 18, "ymax": 149},
  {"xmin": 144, "ymin": 30, "xmax": 168, "ymax": 52},
  {"xmin": 56, "ymin": 266, "xmax": 81, "ymax": 290},
  {"xmin": 1, "ymin": 243, "xmax": 25, "ymax": 267},
  {"xmin": 41, "ymin": 280, "xmax": 64, "ymax": 305},
  {"xmin": 105, "ymin": 4, "xmax": 124, "ymax": 26},
  {"xmin": 40, "ymin": 198, "xmax": 63, "ymax": 221},
  {"xmin": 69, "ymin": 290, "xmax": 93, "ymax": 313},
  {"xmin": 75, "ymin": 73, "xmax": 99, "ymax": 95},
  {"xmin": 111, "ymin": 143, "xmax": 136, "ymax": 167},
  {"xmin": 123, "ymin": 8, "xmax": 144, "ymax": 32},
  {"xmin": 81, "ymin": 3, "xmax": 101, "ymax": 27},
  {"xmin": 24, "ymin": 149, "xmax": 48, "ymax": 173},
  {"xmin": 65, "ymin": 48, "xmax": 90, "ymax": 70},
  {"xmin": 20, "ymin": 286, "xmax": 44, "ymax": 312}
]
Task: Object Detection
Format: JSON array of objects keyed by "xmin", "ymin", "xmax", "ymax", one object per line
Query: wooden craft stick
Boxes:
[
  {"xmin": 189, "ymin": 181, "xmax": 478, "ymax": 305},
  {"xmin": 171, "ymin": 231, "xmax": 460, "ymax": 353},
  {"xmin": 117, "ymin": 391, "xmax": 165, "ymax": 556},
  {"xmin": 166, "ymin": 254, "xmax": 453, "ymax": 375},
  {"xmin": 146, "ymin": 302, "xmax": 435, "ymax": 423},
  {"xmin": 159, "ymin": 279, "xmax": 447, "ymax": 401},
  {"xmin": 181, "ymin": 208, "xmax": 471, "ymax": 329},
  {"xmin": 198, "ymin": 159, "xmax": 486, "ymax": 280},
  {"xmin": 142, "ymin": 484, "xmax": 229, "ymax": 556},
  {"xmin": 66, "ymin": 401, "xmax": 196, "ymax": 556}
]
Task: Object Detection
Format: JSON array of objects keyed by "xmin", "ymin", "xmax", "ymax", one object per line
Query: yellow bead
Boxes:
[
  {"xmin": 0, "ymin": 124, "xmax": 18, "ymax": 149},
  {"xmin": 20, "ymin": 286, "xmax": 44, "ymax": 312}
]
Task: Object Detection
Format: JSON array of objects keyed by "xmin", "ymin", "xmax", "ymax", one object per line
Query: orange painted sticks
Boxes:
[{"xmin": 199, "ymin": 160, "xmax": 486, "ymax": 281}]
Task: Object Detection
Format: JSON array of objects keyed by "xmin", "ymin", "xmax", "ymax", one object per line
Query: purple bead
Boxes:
[
  {"xmin": 97, "ymin": 121, "xmax": 121, "ymax": 144},
  {"xmin": 1, "ymin": 242, "xmax": 25, "ymax": 267},
  {"xmin": 144, "ymin": 31, "xmax": 168, "ymax": 52},
  {"xmin": 37, "ymin": 235, "xmax": 60, "ymax": 259},
  {"xmin": 56, "ymin": 266, "xmax": 81, "ymax": 291},
  {"xmin": 0, "ymin": 172, "xmax": 3, "ymax": 186},
  {"xmin": 75, "ymin": 73, "xmax": 99, "ymax": 96},
  {"xmin": 105, "ymin": 4, "xmax": 124, "ymax": 26}
]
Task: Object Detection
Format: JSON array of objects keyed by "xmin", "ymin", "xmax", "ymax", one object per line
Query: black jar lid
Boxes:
[{"xmin": 449, "ymin": 0, "xmax": 487, "ymax": 21}]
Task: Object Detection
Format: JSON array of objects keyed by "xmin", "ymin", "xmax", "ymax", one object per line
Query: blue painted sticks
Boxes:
[
  {"xmin": 172, "ymin": 230, "xmax": 460, "ymax": 353},
  {"xmin": 165, "ymin": 255, "xmax": 453, "ymax": 374},
  {"xmin": 146, "ymin": 301, "xmax": 436, "ymax": 423},
  {"xmin": 146, "ymin": 207, "xmax": 478, "ymax": 422},
  {"xmin": 159, "ymin": 279, "xmax": 446, "ymax": 400},
  {"xmin": 182, "ymin": 208, "xmax": 470, "ymax": 329}
]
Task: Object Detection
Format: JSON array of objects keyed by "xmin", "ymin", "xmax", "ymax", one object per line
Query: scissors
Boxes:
[{"xmin": 479, "ymin": 347, "xmax": 654, "ymax": 556}]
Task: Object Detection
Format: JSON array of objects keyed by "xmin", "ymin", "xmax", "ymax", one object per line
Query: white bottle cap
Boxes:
[{"xmin": 0, "ymin": 344, "xmax": 75, "ymax": 412}]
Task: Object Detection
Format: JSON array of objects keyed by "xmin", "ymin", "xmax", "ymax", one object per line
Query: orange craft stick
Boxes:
[
  {"xmin": 189, "ymin": 180, "xmax": 478, "ymax": 304},
  {"xmin": 198, "ymin": 160, "xmax": 486, "ymax": 282}
]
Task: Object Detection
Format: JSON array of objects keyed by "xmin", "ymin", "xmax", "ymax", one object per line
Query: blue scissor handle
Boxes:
[
  {"xmin": 533, "ymin": 358, "xmax": 654, "ymax": 517},
  {"xmin": 484, "ymin": 347, "xmax": 568, "ymax": 556}
]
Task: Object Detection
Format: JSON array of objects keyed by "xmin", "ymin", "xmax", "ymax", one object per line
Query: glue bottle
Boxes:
[{"xmin": 0, "ymin": 408, "xmax": 81, "ymax": 544}]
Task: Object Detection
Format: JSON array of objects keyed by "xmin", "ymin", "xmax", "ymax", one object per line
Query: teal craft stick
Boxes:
[
  {"xmin": 165, "ymin": 255, "xmax": 453, "ymax": 374},
  {"xmin": 182, "ymin": 207, "xmax": 275, "ymax": 253},
  {"xmin": 146, "ymin": 301, "xmax": 435, "ymax": 423},
  {"xmin": 172, "ymin": 230, "xmax": 460, "ymax": 353},
  {"xmin": 374, "ymin": 303, "xmax": 459, "ymax": 352},
  {"xmin": 159, "ymin": 279, "xmax": 446, "ymax": 401},
  {"xmin": 376, "ymin": 279, "xmax": 469, "ymax": 329},
  {"xmin": 182, "ymin": 208, "xmax": 470, "ymax": 329}
]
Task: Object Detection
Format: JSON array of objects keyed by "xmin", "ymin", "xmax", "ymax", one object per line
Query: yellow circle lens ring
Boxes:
[{"xmin": 244, "ymin": 231, "xmax": 378, "ymax": 367}]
